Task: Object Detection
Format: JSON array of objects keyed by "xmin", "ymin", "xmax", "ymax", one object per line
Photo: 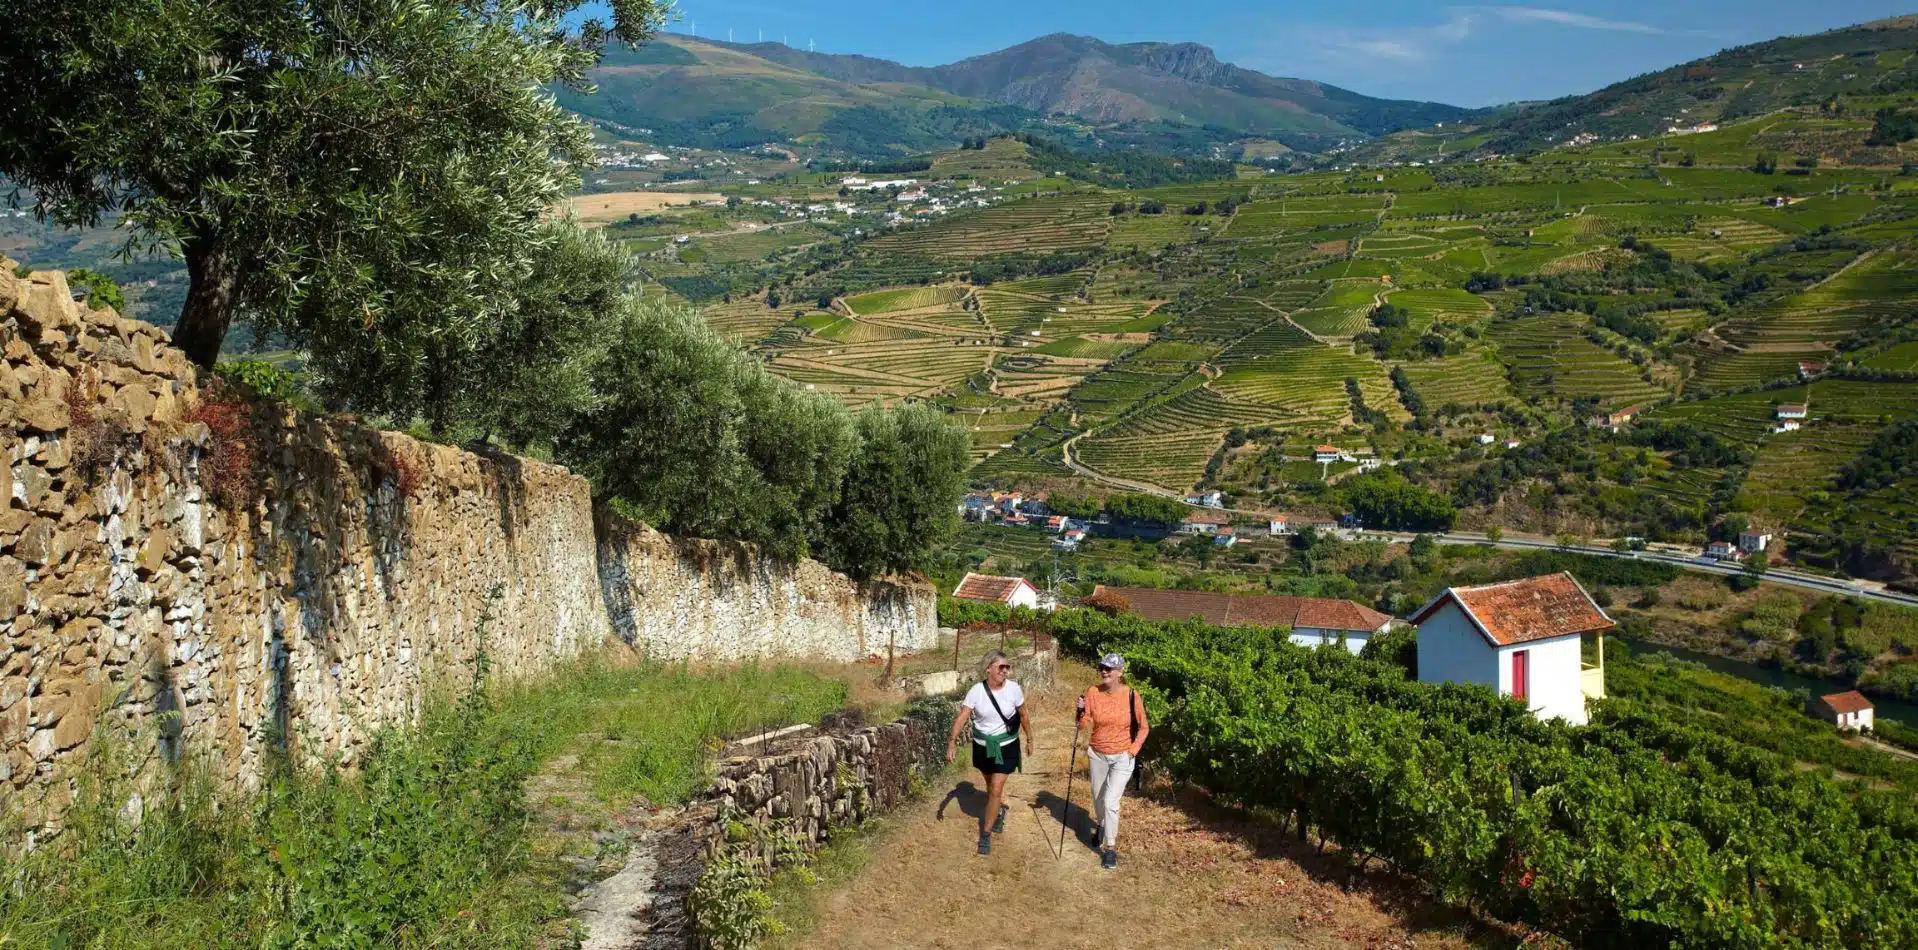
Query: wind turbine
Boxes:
[
  {"xmin": 809, "ymin": 37, "xmax": 815, "ymax": 52},
  {"xmin": 690, "ymin": 17, "xmax": 696, "ymax": 37},
  {"xmin": 728, "ymin": 27, "xmax": 732, "ymax": 42}
]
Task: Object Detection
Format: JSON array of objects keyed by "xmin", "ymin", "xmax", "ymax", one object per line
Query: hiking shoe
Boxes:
[
  {"xmin": 978, "ymin": 834, "xmax": 992, "ymax": 855},
  {"xmin": 1101, "ymin": 848, "xmax": 1117, "ymax": 870},
  {"xmin": 992, "ymin": 806, "xmax": 1007, "ymax": 834}
]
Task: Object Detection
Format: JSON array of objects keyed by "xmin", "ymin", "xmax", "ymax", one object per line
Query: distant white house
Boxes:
[
  {"xmin": 1738, "ymin": 531, "xmax": 1772, "ymax": 553},
  {"xmin": 1809, "ymin": 691, "xmax": 1874, "ymax": 732},
  {"xmin": 1313, "ymin": 444, "xmax": 1342, "ymax": 464},
  {"xmin": 1775, "ymin": 404, "xmax": 1809, "ymax": 420},
  {"xmin": 1705, "ymin": 541, "xmax": 1738, "ymax": 560},
  {"xmin": 1504, "ymin": 437, "xmax": 1522, "ymax": 450},
  {"xmin": 952, "ymin": 573, "xmax": 1040, "ymax": 610},
  {"xmin": 1477, "ymin": 433, "xmax": 1496, "ymax": 445},
  {"xmin": 1412, "ymin": 572, "xmax": 1614, "ymax": 725},
  {"xmin": 1773, "ymin": 419, "xmax": 1802, "ymax": 434},
  {"xmin": 1212, "ymin": 527, "xmax": 1238, "ymax": 548},
  {"xmin": 1267, "ymin": 515, "xmax": 1290, "ymax": 536}
]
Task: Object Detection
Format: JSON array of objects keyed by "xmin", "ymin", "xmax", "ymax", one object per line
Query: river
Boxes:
[{"xmin": 1622, "ymin": 638, "xmax": 1918, "ymax": 729}]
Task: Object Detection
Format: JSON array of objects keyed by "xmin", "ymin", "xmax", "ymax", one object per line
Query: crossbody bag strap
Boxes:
[{"xmin": 981, "ymin": 682, "xmax": 1019, "ymax": 734}]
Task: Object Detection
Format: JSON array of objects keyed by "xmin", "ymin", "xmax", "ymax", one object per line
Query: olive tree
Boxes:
[{"xmin": 0, "ymin": 0, "xmax": 661, "ymax": 370}]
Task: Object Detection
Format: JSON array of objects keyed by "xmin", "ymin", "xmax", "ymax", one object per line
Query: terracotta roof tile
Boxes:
[
  {"xmin": 1093, "ymin": 586, "xmax": 1391, "ymax": 632},
  {"xmin": 1412, "ymin": 572, "xmax": 1612, "ymax": 646},
  {"xmin": 953, "ymin": 573, "xmax": 1030, "ymax": 604},
  {"xmin": 1818, "ymin": 691, "xmax": 1874, "ymax": 715}
]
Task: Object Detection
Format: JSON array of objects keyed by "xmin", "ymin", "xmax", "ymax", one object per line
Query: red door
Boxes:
[{"xmin": 1511, "ymin": 650, "xmax": 1529, "ymax": 701}]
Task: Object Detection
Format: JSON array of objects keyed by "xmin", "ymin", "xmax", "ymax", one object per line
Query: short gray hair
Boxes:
[{"xmin": 980, "ymin": 649, "xmax": 1010, "ymax": 677}]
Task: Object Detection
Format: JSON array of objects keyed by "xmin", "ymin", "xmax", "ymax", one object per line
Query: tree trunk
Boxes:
[{"xmin": 173, "ymin": 236, "xmax": 240, "ymax": 369}]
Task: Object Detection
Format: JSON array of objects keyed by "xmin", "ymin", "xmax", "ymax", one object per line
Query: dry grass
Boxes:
[{"xmin": 566, "ymin": 190, "xmax": 724, "ymax": 225}]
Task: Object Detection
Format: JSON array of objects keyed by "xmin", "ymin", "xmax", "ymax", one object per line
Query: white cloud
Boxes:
[
  {"xmin": 1485, "ymin": 6, "xmax": 1666, "ymax": 35},
  {"xmin": 1288, "ymin": 6, "xmax": 1669, "ymax": 67}
]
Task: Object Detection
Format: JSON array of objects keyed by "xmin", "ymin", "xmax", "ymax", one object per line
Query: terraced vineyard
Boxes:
[
  {"xmin": 1290, "ymin": 280, "xmax": 1381, "ymax": 337},
  {"xmin": 652, "ymin": 124, "xmax": 1918, "ymax": 584},
  {"xmin": 1494, "ymin": 313, "xmax": 1669, "ymax": 409},
  {"xmin": 1395, "ymin": 349, "xmax": 1513, "ymax": 407},
  {"xmin": 860, "ymin": 191, "xmax": 1111, "ymax": 261}
]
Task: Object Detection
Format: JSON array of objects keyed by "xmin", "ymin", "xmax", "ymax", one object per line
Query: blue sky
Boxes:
[{"xmin": 628, "ymin": 2, "xmax": 1912, "ymax": 106}]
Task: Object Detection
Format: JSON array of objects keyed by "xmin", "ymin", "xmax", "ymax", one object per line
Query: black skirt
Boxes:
[{"xmin": 971, "ymin": 735, "xmax": 1021, "ymax": 774}]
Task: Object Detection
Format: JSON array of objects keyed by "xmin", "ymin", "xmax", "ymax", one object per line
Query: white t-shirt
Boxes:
[{"xmin": 964, "ymin": 680, "xmax": 1025, "ymax": 738}]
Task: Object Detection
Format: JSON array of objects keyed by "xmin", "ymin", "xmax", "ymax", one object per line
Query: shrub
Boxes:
[
  {"xmin": 1359, "ymin": 624, "xmax": 1417, "ymax": 678},
  {"xmin": 1668, "ymin": 576, "xmax": 1730, "ymax": 611},
  {"xmin": 183, "ymin": 385, "xmax": 261, "ymax": 510},
  {"xmin": 1082, "ymin": 589, "xmax": 1132, "ymax": 616}
]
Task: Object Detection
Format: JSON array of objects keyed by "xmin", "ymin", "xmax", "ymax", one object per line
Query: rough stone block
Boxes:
[
  {"xmin": 0, "ymin": 557, "xmax": 23, "ymax": 619},
  {"xmin": 16, "ymin": 400, "xmax": 69, "ymax": 435},
  {"xmin": 12, "ymin": 519, "xmax": 54, "ymax": 566}
]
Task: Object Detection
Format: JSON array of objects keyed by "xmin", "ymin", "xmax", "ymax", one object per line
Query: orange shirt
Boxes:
[{"xmin": 1081, "ymin": 685, "xmax": 1148, "ymax": 755}]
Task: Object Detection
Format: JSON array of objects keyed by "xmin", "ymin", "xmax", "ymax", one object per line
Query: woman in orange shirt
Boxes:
[{"xmin": 1074, "ymin": 652, "xmax": 1149, "ymax": 870}]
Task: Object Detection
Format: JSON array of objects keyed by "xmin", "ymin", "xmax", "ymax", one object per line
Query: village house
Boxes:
[
  {"xmin": 1775, "ymin": 404, "xmax": 1808, "ymax": 420},
  {"xmin": 1092, "ymin": 586, "xmax": 1394, "ymax": 654},
  {"xmin": 1212, "ymin": 527, "xmax": 1238, "ymax": 547},
  {"xmin": 1412, "ymin": 572, "xmax": 1613, "ymax": 725},
  {"xmin": 1267, "ymin": 514, "xmax": 1291, "ymax": 536},
  {"xmin": 1773, "ymin": 419, "xmax": 1802, "ymax": 434},
  {"xmin": 1809, "ymin": 691, "xmax": 1874, "ymax": 732},
  {"xmin": 1504, "ymin": 437, "xmax": 1523, "ymax": 450},
  {"xmin": 1053, "ymin": 528, "xmax": 1087, "ymax": 551},
  {"xmin": 1738, "ymin": 531, "xmax": 1772, "ymax": 553},
  {"xmin": 1178, "ymin": 510, "xmax": 1233, "ymax": 536},
  {"xmin": 952, "ymin": 572, "xmax": 1040, "ymax": 610},
  {"xmin": 1588, "ymin": 405, "xmax": 1643, "ymax": 431},
  {"xmin": 1706, "ymin": 540, "xmax": 1738, "ymax": 559},
  {"xmin": 1799, "ymin": 360, "xmax": 1827, "ymax": 378},
  {"xmin": 1477, "ymin": 433, "xmax": 1496, "ymax": 445},
  {"xmin": 1313, "ymin": 444, "xmax": 1343, "ymax": 464}
]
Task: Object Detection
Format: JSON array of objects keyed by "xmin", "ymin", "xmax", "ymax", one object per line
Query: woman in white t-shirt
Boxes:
[{"xmin": 945, "ymin": 649, "xmax": 1030, "ymax": 855}]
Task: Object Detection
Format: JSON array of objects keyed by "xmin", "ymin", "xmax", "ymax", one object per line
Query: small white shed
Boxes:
[
  {"xmin": 1810, "ymin": 691, "xmax": 1874, "ymax": 732},
  {"xmin": 1411, "ymin": 572, "xmax": 1614, "ymax": 725},
  {"xmin": 952, "ymin": 572, "xmax": 1040, "ymax": 610}
]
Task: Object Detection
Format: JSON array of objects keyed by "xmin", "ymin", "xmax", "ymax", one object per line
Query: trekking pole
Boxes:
[{"xmin": 1057, "ymin": 715, "xmax": 1084, "ymax": 859}]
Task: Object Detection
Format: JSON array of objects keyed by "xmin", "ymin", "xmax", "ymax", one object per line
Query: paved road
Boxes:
[
  {"xmin": 1362, "ymin": 530, "xmax": 1918, "ymax": 609},
  {"xmin": 1046, "ymin": 449, "xmax": 1918, "ymax": 609}
]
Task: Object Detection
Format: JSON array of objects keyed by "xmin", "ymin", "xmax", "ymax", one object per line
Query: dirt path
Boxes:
[{"xmin": 790, "ymin": 665, "xmax": 1491, "ymax": 950}]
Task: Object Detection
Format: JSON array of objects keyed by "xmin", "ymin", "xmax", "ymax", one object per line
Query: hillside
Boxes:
[
  {"xmin": 1474, "ymin": 16, "xmax": 1918, "ymax": 154},
  {"xmin": 561, "ymin": 34, "xmax": 1479, "ymax": 156}
]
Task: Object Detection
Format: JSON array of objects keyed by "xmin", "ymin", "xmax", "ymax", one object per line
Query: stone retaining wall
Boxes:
[
  {"xmin": 597, "ymin": 518, "xmax": 935, "ymax": 664},
  {"xmin": 642, "ymin": 701, "xmax": 955, "ymax": 947},
  {"xmin": 0, "ymin": 263, "xmax": 936, "ymax": 829}
]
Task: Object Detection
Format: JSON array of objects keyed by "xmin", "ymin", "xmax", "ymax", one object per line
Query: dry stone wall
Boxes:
[
  {"xmin": 598, "ymin": 518, "xmax": 935, "ymax": 663},
  {"xmin": 0, "ymin": 263, "xmax": 936, "ymax": 829}
]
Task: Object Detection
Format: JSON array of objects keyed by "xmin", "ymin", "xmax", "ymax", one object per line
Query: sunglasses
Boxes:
[{"xmin": 991, "ymin": 663, "xmax": 1011, "ymax": 671}]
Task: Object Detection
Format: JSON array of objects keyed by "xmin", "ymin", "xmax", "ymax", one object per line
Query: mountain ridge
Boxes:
[{"xmin": 564, "ymin": 33, "xmax": 1480, "ymax": 156}]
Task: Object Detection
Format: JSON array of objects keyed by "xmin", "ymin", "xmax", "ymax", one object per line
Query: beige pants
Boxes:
[{"xmin": 1087, "ymin": 749, "xmax": 1134, "ymax": 849}]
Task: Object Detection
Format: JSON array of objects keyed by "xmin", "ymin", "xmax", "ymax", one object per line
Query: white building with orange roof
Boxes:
[{"xmin": 1411, "ymin": 572, "xmax": 1614, "ymax": 724}]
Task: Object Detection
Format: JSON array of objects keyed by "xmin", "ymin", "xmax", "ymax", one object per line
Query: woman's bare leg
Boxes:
[{"xmin": 983, "ymin": 771, "xmax": 1008, "ymax": 837}]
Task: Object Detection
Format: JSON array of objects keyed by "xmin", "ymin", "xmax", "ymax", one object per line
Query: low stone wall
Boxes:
[
  {"xmin": 598, "ymin": 518, "xmax": 936, "ymax": 664},
  {"xmin": 0, "ymin": 263, "xmax": 936, "ymax": 829},
  {"xmin": 641, "ymin": 701, "xmax": 955, "ymax": 948}
]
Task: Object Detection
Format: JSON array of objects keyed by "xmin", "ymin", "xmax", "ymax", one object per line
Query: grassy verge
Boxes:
[{"xmin": 0, "ymin": 650, "xmax": 850, "ymax": 949}]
